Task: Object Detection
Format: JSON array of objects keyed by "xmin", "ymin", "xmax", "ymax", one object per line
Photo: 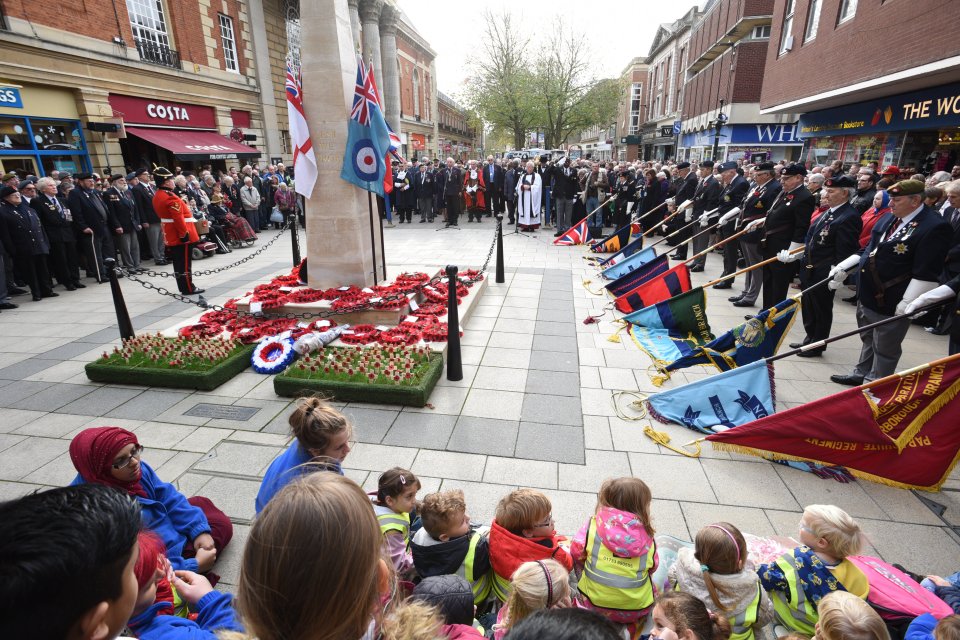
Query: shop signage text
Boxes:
[
  {"xmin": 681, "ymin": 124, "xmax": 800, "ymax": 148},
  {"xmin": 0, "ymin": 87, "xmax": 23, "ymax": 109},
  {"xmin": 798, "ymin": 82, "xmax": 960, "ymax": 139},
  {"xmin": 107, "ymin": 94, "xmax": 217, "ymax": 129},
  {"xmin": 146, "ymin": 103, "xmax": 192, "ymax": 122}
]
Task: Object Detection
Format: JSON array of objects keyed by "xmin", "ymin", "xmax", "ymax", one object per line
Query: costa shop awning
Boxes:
[{"xmin": 125, "ymin": 127, "xmax": 261, "ymax": 160}]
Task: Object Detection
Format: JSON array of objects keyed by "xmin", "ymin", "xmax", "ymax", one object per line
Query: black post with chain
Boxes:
[
  {"xmin": 105, "ymin": 258, "xmax": 135, "ymax": 340},
  {"xmin": 445, "ymin": 264, "xmax": 463, "ymax": 381},
  {"xmin": 495, "ymin": 214, "xmax": 505, "ymax": 283},
  {"xmin": 289, "ymin": 213, "xmax": 301, "ymax": 268}
]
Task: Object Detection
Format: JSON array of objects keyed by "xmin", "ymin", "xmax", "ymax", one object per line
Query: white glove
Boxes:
[
  {"xmin": 896, "ymin": 279, "xmax": 942, "ymax": 315},
  {"xmin": 904, "ymin": 284, "xmax": 958, "ymax": 315},
  {"xmin": 718, "ymin": 207, "xmax": 741, "ymax": 225},
  {"xmin": 828, "ymin": 254, "xmax": 861, "ymax": 284},
  {"xmin": 699, "ymin": 212, "xmax": 711, "ymax": 228},
  {"xmin": 827, "ymin": 280, "xmax": 843, "ymax": 291},
  {"xmin": 685, "ymin": 211, "xmax": 693, "ymax": 223},
  {"xmin": 744, "ymin": 218, "xmax": 765, "ymax": 232},
  {"xmin": 777, "ymin": 242, "xmax": 804, "ymax": 263},
  {"xmin": 677, "ymin": 199, "xmax": 695, "ymax": 212}
]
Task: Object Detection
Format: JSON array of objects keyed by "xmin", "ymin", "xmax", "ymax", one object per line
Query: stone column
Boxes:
[
  {"xmin": 347, "ymin": 0, "xmax": 361, "ymax": 53},
  {"xmin": 358, "ymin": 0, "xmax": 383, "ymax": 87},
  {"xmin": 301, "ymin": 0, "xmax": 383, "ymax": 287},
  {"xmin": 378, "ymin": 4, "xmax": 401, "ymax": 133},
  {"xmin": 244, "ymin": 0, "xmax": 283, "ymax": 161}
]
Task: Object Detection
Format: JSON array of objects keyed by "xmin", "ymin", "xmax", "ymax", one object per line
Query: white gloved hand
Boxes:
[
  {"xmin": 744, "ymin": 218, "xmax": 765, "ymax": 232},
  {"xmin": 904, "ymin": 284, "xmax": 958, "ymax": 315},
  {"xmin": 828, "ymin": 254, "xmax": 861, "ymax": 284},
  {"xmin": 827, "ymin": 280, "xmax": 843, "ymax": 291},
  {"xmin": 718, "ymin": 207, "xmax": 741, "ymax": 225},
  {"xmin": 777, "ymin": 242, "xmax": 804, "ymax": 263},
  {"xmin": 677, "ymin": 199, "xmax": 695, "ymax": 212},
  {"xmin": 896, "ymin": 279, "xmax": 942, "ymax": 315},
  {"xmin": 699, "ymin": 212, "xmax": 711, "ymax": 228},
  {"xmin": 685, "ymin": 211, "xmax": 693, "ymax": 224}
]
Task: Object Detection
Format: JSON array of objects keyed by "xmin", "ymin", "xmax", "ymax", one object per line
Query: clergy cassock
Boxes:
[{"xmin": 515, "ymin": 169, "xmax": 542, "ymax": 231}]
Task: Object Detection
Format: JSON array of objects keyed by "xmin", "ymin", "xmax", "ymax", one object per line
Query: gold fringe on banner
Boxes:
[{"xmin": 606, "ymin": 320, "xmax": 627, "ymax": 343}]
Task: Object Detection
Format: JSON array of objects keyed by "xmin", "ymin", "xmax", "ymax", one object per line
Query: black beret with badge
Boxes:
[
  {"xmin": 780, "ymin": 163, "xmax": 807, "ymax": 177},
  {"xmin": 756, "ymin": 161, "xmax": 776, "ymax": 173},
  {"xmin": 676, "ymin": 161, "xmax": 691, "ymax": 170},
  {"xmin": 700, "ymin": 160, "xmax": 714, "ymax": 168},
  {"xmin": 824, "ymin": 175, "xmax": 856, "ymax": 189},
  {"xmin": 717, "ymin": 161, "xmax": 738, "ymax": 172}
]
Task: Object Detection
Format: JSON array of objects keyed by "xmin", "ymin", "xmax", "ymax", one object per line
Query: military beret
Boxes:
[
  {"xmin": 125, "ymin": 172, "xmax": 137, "ymax": 181},
  {"xmin": 136, "ymin": 168, "xmax": 151, "ymax": 177},
  {"xmin": 887, "ymin": 179, "xmax": 925, "ymax": 197},
  {"xmin": 824, "ymin": 175, "xmax": 856, "ymax": 189},
  {"xmin": 781, "ymin": 163, "xmax": 807, "ymax": 177},
  {"xmin": 0, "ymin": 185, "xmax": 19, "ymax": 199},
  {"xmin": 756, "ymin": 161, "xmax": 776, "ymax": 173},
  {"xmin": 676, "ymin": 161, "xmax": 691, "ymax": 170},
  {"xmin": 717, "ymin": 161, "xmax": 738, "ymax": 172},
  {"xmin": 109, "ymin": 173, "xmax": 126, "ymax": 182},
  {"xmin": 75, "ymin": 172, "xmax": 94, "ymax": 181},
  {"xmin": 1, "ymin": 172, "xmax": 17, "ymax": 182},
  {"xmin": 881, "ymin": 165, "xmax": 901, "ymax": 176},
  {"xmin": 700, "ymin": 160, "xmax": 714, "ymax": 168}
]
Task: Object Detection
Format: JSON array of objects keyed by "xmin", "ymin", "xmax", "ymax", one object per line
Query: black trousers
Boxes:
[
  {"xmin": 445, "ymin": 195, "xmax": 461, "ymax": 226},
  {"xmin": 486, "ymin": 189, "xmax": 503, "ymax": 216},
  {"xmin": 79, "ymin": 232, "xmax": 113, "ymax": 282},
  {"xmin": 671, "ymin": 218, "xmax": 692, "ymax": 259},
  {"xmin": 506, "ymin": 199, "xmax": 516, "ymax": 222},
  {"xmin": 168, "ymin": 243, "xmax": 198, "ymax": 294},
  {"xmin": 799, "ymin": 266, "xmax": 834, "ymax": 344},
  {"xmin": 15, "ymin": 253, "xmax": 53, "ymax": 297},
  {"xmin": 761, "ymin": 249, "xmax": 796, "ymax": 309},
  {"xmin": 47, "ymin": 240, "xmax": 80, "ymax": 286},
  {"xmin": 719, "ymin": 220, "xmax": 739, "ymax": 277}
]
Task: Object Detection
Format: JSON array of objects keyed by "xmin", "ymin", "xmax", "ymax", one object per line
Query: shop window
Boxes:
[
  {"xmin": 838, "ymin": 0, "xmax": 857, "ymax": 24},
  {"xmin": 29, "ymin": 119, "xmax": 83, "ymax": 150},
  {"xmin": 779, "ymin": 0, "xmax": 796, "ymax": 55},
  {"xmin": 219, "ymin": 14, "xmax": 239, "ymax": 73},
  {"xmin": 40, "ymin": 155, "xmax": 85, "ymax": 176},
  {"xmin": 804, "ymin": 0, "xmax": 822, "ymax": 42},
  {"xmin": 0, "ymin": 117, "xmax": 33, "ymax": 150},
  {"xmin": 0, "ymin": 156, "xmax": 38, "ymax": 178}
]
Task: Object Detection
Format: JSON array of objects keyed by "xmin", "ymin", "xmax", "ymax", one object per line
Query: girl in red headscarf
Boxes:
[{"xmin": 69, "ymin": 426, "xmax": 232, "ymax": 577}]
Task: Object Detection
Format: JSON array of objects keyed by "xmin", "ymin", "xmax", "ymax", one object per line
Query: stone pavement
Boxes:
[{"xmin": 1, "ymin": 220, "xmax": 959, "ymax": 591}]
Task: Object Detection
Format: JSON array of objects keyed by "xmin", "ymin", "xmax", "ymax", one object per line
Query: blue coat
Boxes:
[
  {"xmin": 255, "ymin": 442, "xmax": 344, "ymax": 514},
  {"xmin": 71, "ymin": 462, "xmax": 210, "ymax": 572},
  {"xmin": 128, "ymin": 590, "xmax": 242, "ymax": 639}
]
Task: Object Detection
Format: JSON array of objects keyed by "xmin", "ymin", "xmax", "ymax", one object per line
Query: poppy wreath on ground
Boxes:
[
  {"xmin": 421, "ymin": 282, "xmax": 468, "ymax": 304},
  {"xmin": 339, "ymin": 324, "xmax": 380, "ymax": 345},
  {"xmin": 395, "ymin": 272, "xmax": 430, "ymax": 286},
  {"xmin": 250, "ymin": 287, "xmax": 286, "ymax": 308},
  {"xmin": 422, "ymin": 322, "xmax": 462, "ymax": 342},
  {"xmin": 331, "ymin": 293, "xmax": 373, "ymax": 312},
  {"xmin": 373, "ymin": 296, "xmax": 408, "ymax": 310},
  {"xmin": 251, "ymin": 336, "xmax": 297, "ymax": 374},
  {"xmin": 178, "ymin": 322, "xmax": 223, "ymax": 339},
  {"xmin": 458, "ymin": 270, "xmax": 483, "ymax": 282},
  {"xmin": 410, "ymin": 302, "xmax": 446, "ymax": 318},
  {"xmin": 199, "ymin": 310, "xmax": 234, "ymax": 325},
  {"xmin": 284, "ymin": 288, "xmax": 330, "ymax": 304},
  {"xmin": 378, "ymin": 325, "xmax": 423, "ymax": 345}
]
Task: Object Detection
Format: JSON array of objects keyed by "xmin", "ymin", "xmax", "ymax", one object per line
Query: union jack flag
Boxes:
[
  {"xmin": 554, "ymin": 218, "xmax": 592, "ymax": 246},
  {"xmin": 350, "ymin": 58, "xmax": 381, "ymax": 126},
  {"xmin": 285, "ymin": 62, "xmax": 303, "ymax": 111}
]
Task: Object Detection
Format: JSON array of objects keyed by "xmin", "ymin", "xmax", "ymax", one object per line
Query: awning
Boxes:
[{"xmin": 126, "ymin": 127, "xmax": 261, "ymax": 160}]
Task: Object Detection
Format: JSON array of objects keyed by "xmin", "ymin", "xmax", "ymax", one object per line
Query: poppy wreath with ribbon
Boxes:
[
  {"xmin": 178, "ymin": 322, "xmax": 223, "ymax": 339},
  {"xmin": 339, "ymin": 324, "xmax": 380, "ymax": 345},
  {"xmin": 378, "ymin": 325, "xmax": 423, "ymax": 345},
  {"xmin": 422, "ymin": 282, "xmax": 469, "ymax": 304},
  {"xmin": 199, "ymin": 310, "xmax": 234, "ymax": 325},
  {"xmin": 411, "ymin": 302, "xmax": 446, "ymax": 317},
  {"xmin": 395, "ymin": 272, "xmax": 430, "ymax": 286},
  {"xmin": 251, "ymin": 336, "xmax": 297, "ymax": 374},
  {"xmin": 331, "ymin": 291, "xmax": 373, "ymax": 311},
  {"xmin": 458, "ymin": 270, "xmax": 483, "ymax": 282},
  {"xmin": 285, "ymin": 288, "xmax": 330, "ymax": 304},
  {"xmin": 373, "ymin": 296, "xmax": 408, "ymax": 310},
  {"xmin": 422, "ymin": 322, "xmax": 462, "ymax": 342}
]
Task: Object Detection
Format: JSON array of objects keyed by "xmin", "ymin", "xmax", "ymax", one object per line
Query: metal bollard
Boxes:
[
  {"xmin": 445, "ymin": 264, "xmax": 463, "ymax": 381},
  {"xmin": 104, "ymin": 258, "xmax": 135, "ymax": 340},
  {"xmin": 289, "ymin": 213, "xmax": 301, "ymax": 268},
  {"xmin": 495, "ymin": 214, "xmax": 505, "ymax": 284}
]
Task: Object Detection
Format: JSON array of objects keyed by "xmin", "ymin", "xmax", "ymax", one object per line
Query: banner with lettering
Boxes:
[{"xmin": 706, "ymin": 355, "xmax": 960, "ymax": 490}]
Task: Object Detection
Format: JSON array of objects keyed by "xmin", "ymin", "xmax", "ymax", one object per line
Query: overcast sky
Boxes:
[{"xmin": 397, "ymin": 0, "xmax": 705, "ymax": 99}]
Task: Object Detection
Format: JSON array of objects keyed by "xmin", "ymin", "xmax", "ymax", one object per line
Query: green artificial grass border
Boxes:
[
  {"xmin": 85, "ymin": 344, "xmax": 256, "ymax": 391},
  {"xmin": 273, "ymin": 353, "xmax": 444, "ymax": 406}
]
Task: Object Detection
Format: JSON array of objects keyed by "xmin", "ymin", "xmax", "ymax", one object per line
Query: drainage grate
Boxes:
[{"xmin": 183, "ymin": 403, "xmax": 260, "ymax": 421}]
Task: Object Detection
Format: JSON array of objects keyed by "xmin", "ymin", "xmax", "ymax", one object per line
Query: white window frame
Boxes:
[
  {"xmin": 779, "ymin": 0, "xmax": 796, "ymax": 55},
  {"xmin": 126, "ymin": 0, "xmax": 170, "ymax": 47},
  {"xmin": 838, "ymin": 0, "xmax": 858, "ymax": 24},
  {"xmin": 629, "ymin": 82, "xmax": 642, "ymax": 134},
  {"xmin": 751, "ymin": 25, "xmax": 771, "ymax": 39},
  {"xmin": 804, "ymin": 0, "xmax": 822, "ymax": 41},
  {"xmin": 218, "ymin": 14, "xmax": 239, "ymax": 73},
  {"xmin": 413, "ymin": 70, "xmax": 421, "ymax": 117}
]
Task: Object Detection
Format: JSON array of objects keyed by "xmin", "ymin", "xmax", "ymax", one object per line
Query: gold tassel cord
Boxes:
[
  {"xmin": 581, "ymin": 278, "xmax": 606, "ymax": 296},
  {"xmin": 611, "ymin": 390, "xmax": 648, "ymax": 422},
  {"xmin": 606, "ymin": 320, "xmax": 627, "ymax": 343},
  {"xmin": 643, "ymin": 426, "xmax": 702, "ymax": 458}
]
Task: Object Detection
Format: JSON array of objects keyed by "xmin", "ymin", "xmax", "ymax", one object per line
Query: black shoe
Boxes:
[
  {"xmin": 789, "ymin": 342, "xmax": 805, "ymax": 349},
  {"xmin": 690, "ymin": 265, "xmax": 704, "ymax": 272},
  {"xmin": 8, "ymin": 287, "xmax": 27, "ymax": 295},
  {"xmin": 74, "ymin": 282, "xmax": 86, "ymax": 288},
  {"xmin": 669, "ymin": 254, "xmax": 684, "ymax": 260},
  {"xmin": 713, "ymin": 281, "xmax": 733, "ymax": 290},
  {"xmin": 737, "ymin": 258, "xmax": 746, "ymax": 268},
  {"xmin": 732, "ymin": 299, "xmax": 755, "ymax": 308},
  {"xmin": 0, "ymin": 302, "xmax": 17, "ymax": 310},
  {"xmin": 554, "ymin": 232, "xmax": 563, "ymax": 237},
  {"xmin": 796, "ymin": 349, "xmax": 824, "ymax": 357},
  {"xmin": 188, "ymin": 288, "xmax": 205, "ymax": 295},
  {"xmin": 420, "ymin": 219, "xmax": 426, "ymax": 223},
  {"xmin": 65, "ymin": 284, "xmax": 77, "ymax": 291},
  {"xmin": 728, "ymin": 295, "xmax": 743, "ymax": 302},
  {"xmin": 830, "ymin": 374, "xmax": 864, "ymax": 386},
  {"xmin": 32, "ymin": 295, "xmax": 42, "ymax": 301},
  {"xmin": 41, "ymin": 292, "xmax": 59, "ymax": 298}
]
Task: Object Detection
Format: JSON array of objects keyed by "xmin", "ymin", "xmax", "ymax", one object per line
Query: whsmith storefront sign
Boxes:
[
  {"xmin": 798, "ymin": 82, "xmax": 960, "ymax": 138},
  {"xmin": 681, "ymin": 123, "xmax": 801, "ymax": 148}
]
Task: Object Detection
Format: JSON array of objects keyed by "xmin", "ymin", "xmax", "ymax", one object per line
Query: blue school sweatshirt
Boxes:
[
  {"xmin": 254, "ymin": 442, "xmax": 342, "ymax": 514},
  {"xmin": 128, "ymin": 591, "xmax": 242, "ymax": 639},
  {"xmin": 71, "ymin": 462, "xmax": 210, "ymax": 572}
]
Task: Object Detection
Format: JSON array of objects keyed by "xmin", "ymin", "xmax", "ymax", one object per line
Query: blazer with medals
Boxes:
[
  {"xmin": 737, "ymin": 179, "xmax": 782, "ymax": 243},
  {"xmin": 761, "ymin": 185, "xmax": 816, "ymax": 256},
  {"xmin": 692, "ymin": 175, "xmax": 723, "ymax": 221},
  {"xmin": 105, "ymin": 186, "xmax": 140, "ymax": 233},
  {"xmin": 0, "ymin": 200, "xmax": 50, "ymax": 256},
  {"xmin": 803, "ymin": 202, "xmax": 861, "ymax": 274},
  {"xmin": 67, "ymin": 187, "xmax": 116, "ymax": 237},
  {"xmin": 856, "ymin": 205, "xmax": 952, "ymax": 316},
  {"xmin": 31, "ymin": 192, "xmax": 75, "ymax": 244},
  {"xmin": 412, "ymin": 169, "xmax": 435, "ymax": 198},
  {"xmin": 715, "ymin": 175, "xmax": 749, "ymax": 220}
]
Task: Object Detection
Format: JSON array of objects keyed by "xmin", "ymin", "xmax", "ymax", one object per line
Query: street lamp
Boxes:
[{"xmin": 711, "ymin": 99, "xmax": 727, "ymax": 162}]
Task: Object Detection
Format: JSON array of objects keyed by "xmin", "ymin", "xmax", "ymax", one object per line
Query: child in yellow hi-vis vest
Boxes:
[{"xmin": 372, "ymin": 467, "xmax": 421, "ymax": 577}]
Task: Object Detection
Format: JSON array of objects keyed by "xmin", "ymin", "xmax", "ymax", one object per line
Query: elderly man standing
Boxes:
[
  {"xmin": 240, "ymin": 176, "xmax": 261, "ymax": 234},
  {"xmin": 0, "ymin": 185, "xmax": 56, "ymax": 301},
  {"xmin": 730, "ymin": 162, "xmax": 781, "ymax": 307},
  {"xmin": 760, "ymin": 163, "xmax": 816, "ymax": 309},
  {"xmin": 829, "ymin": 180, "xmax": 951, "ymax": 385},
  {"xmin": 68, "ymin": 172, "xmax": 117, "ymax": 283},
  {"xmin": 484, "ymin": 155, "xmax": 504, "ymax": 219},
  {"xmin": 709, "ymin": 161, "xmax": 750, "ymax": 287},
  {"xmin": 32, "ymin": 176, "xmax": 82, "ymax": 291},
  {"xmin": 441, "ymin": 157, "xmax": 463, "ymax": 228},
  {"xmin": 667, "ymin": 162, "xmax": 698, "ymax": 260},
  {"xmin": 132, "ymin": 168, "xmax": 166, "ymax": 266},
  {"xmin": 104, "ymin": 174, "xmax": 141, "ymax": 273}
]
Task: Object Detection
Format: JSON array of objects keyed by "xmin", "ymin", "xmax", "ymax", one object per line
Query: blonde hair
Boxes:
[
  {"xmin": 935, "ymin": 615, "xmax": 960, "ymax": 640},
  {"xmin": 288, "ymin": 396, "xmax": 352, "ymax": 458},
  {"xmin": 597, "ymin": 477, "xmax": 655, "ymax": 536},
  {"xmin": 694, "ymin": 522, "xmax": 746, "ymax": 611},
  {"xmin": 817, "ymin": 591, "xmax": 890, "ymax": 640},
  {"xmin": 420, "ymin": 489, "xmax": 466, "ymax": 539},
  {"xmin": 228, "ymin": 473, "xmax": 383, "ymax": 640},
  {"xmin": 498, "ymin": 560, "xmax": 570, "ymax": 633},
  {"xmin": 495, "ymin": 488, "xmax": 552, "ymax": 534},
  {"xmin": 803, "ymin": 504, "xmax": 866, "ymax": 559},
  {"xmin": 380, "ymin": 601, "xmax": 444, "ymax": 640}
]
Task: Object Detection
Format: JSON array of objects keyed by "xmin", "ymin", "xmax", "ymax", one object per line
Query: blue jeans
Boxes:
[
  {"xmin": 587, "ymin": 196, "xmax": 601, "ymax": 226},
  {"xmin": 543, "ymin": 187, "xmax": 552, "ymax": 225}
]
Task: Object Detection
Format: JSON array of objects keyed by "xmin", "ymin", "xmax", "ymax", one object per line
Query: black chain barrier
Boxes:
[{"xmin": 117, "ymin": 218, "xmax": 501, "ymax": 320}]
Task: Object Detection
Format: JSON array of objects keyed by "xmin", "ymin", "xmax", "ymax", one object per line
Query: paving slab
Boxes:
[
  {"xmin": 701, "ymin": 458, "xmax": 801, "ymax": 511},
  {"xmin": 628, "ymin": 452, "xmax": 717, "ymax": 503},
  {"xmin": 382, "ymin": 413, "xmax": 457, "ymax": 449},
  {"xmin": 191, "ymin": 441, "xmax": 284, "ymax": 477},
  {"xmin": 520, "ymin": 393, "xmax": 583, "ymax": 426},
  {"xmin": 341, "ymin": 406, "xmax": 400, "ymax": 443},
  {"xmin": 447, "ymin": 417, "xmax": 519, "ymax": 457},
  {"xmin": 0, "ymin": 436, "xmax": 70, "ymax": 481},
  {"xmin": 514, "ymin": 422, "xmax": 584, "ymax": 464},
  {"xmin": 462, "ymin": 388, "xmax": 525, "ymax": 421},
  {"xmin": 55, "ymin": 386, "xmax": 144, "ymax": 416},
  {"xmin": 412, "ymin": 449, "xmax": 486, "ymax": 482},
  {"xmin": 528, "ymin": 350, "xmax": 579, "ymax": 373},
  {"xmin": 524, "ymin": 369, "xmax": 581, "ymax": 397},
  {"xmin": 106, "ymin": 390, "xmax": 192, "ymax": 420},
  {"xmin": 558, "ymin": 449, "xmax": 632, "ymax": 493}
]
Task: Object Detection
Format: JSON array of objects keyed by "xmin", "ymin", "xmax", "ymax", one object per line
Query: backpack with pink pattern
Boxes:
[{"xmin": 848, "ymin": 555, "xmax": 953, "ymax": 621}]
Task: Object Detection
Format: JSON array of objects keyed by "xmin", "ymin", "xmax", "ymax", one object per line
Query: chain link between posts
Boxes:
[{"xmin": 117, "ymin": 218, "xmax": 502, "ymax": 320}]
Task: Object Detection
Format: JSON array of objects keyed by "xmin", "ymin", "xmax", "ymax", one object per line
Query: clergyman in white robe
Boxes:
[{"xmin": 515, "ymin": 165, "xmax": 542, "ymax": 230}]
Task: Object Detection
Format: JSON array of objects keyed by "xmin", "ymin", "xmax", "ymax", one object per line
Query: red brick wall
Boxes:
[
  {"xmin": 683, "ymin": 38, "xmax": 769, "ymax": 119},
  {"xmin": 205, "ymin": 0, "xmax": 250, "ymax": 75},
  {"xmin": 397, "ymin": 35, "xmax": 433, "ymax": 120},
  {"xmin": 762, "ymin": 0, "xmax": 960, "ymax": 109}
]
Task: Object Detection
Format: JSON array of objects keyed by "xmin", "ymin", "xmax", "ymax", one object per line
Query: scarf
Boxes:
[{"xmin": 69, "ymin": 426, "xmax": 147, "ymax": 498}]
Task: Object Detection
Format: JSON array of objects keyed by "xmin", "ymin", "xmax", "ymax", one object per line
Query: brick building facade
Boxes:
[
  {"xmin": 396, "ymin": 13, "xmax": 438, "ymax": 162},
  {"xmin": 760, "ymin": 0, "xmax": 960, "ymax": 172},
  {"xmin": 613, "ymin": 57, "xmax": 648, "ymax": 162},
  {"xmin": 437, "ymin": 91, "xmax": 477, "ymax": 162}
]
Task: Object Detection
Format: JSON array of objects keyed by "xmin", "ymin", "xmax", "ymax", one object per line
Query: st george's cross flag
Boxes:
[
  {"xmin": 554, "ymin": 218, "xmax": 591, "ymax": 245},
  {"xmin": 623, "ymin": 287, "xmax": 713, "ymax": 365},
  {"xmin": 340, "ymin": 57, "xmax": 393, "ymax": 198},
  {"xmin": 707, "ymin": 354, "xmax": 960, "ymax": 490},
  {"xmin": 285, "ymin": 61, "xmax": 318, "ymax": 198},
  {"xmin": 613, "ymin": 263, "xmax": 692, "ymax": 314}
]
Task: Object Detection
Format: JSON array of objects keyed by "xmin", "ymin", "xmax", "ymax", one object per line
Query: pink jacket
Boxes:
[{"xmin": 571, "ymin": 506, "xmax": 658, "ymax": 571}]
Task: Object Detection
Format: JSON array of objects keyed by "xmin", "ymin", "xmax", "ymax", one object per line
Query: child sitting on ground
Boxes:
[
  {"xmin": 670, "ymin": 522, "xmax": 773, "ymax": 640},
  {"xmin": 571, "ymin": 477, "xmax": 658, "ymax": 634},
  {"xmin": 493, "ymin": 559, "xmax": 571, "ymax": 639},
  {"xmin": 126, "ymin": 531, "xmax": 241, "ymax": 639},
  {"xmin": 907, "ymin": 613, "xmax": 960, "ymax": 640},
  {"xmin": 651, "ymin": 591, "xmax": 731, "ymax": 640},
  {"xmin": 488, "ymin": 488, "xmax": 573, "ymax": 602},
  {"xmin": 373, "ymin": 467, "xmax": 422, "ymax": 576},
  {"xmin": 816, "ymin": 590, "xmax": 890, "ymax": 640},
  {"xmin": 410, "ymin": 575, "xmax": 486, "ymax": 639},
  {"xmin": 410, "ymin": 489, "xmax": 492, "ymax": 604},
  {"xmin": 758, "ymin": 504, "xmax": 869, "ymax": 637}
]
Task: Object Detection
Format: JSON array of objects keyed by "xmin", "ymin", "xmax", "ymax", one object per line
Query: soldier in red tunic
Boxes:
[{"xmin": 152, "ymin": 166, "xmax": 203, "ymax": 295}]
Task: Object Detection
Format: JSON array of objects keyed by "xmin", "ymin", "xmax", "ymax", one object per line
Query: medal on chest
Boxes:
[{"xmin": 893, "ymin": 242, "xmax": 908, "ymax": 255}]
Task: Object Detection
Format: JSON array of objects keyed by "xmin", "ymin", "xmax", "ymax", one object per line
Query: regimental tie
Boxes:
[{"xmin": 885, "ymin": 218, "xmax": 902, "ymax": 241}]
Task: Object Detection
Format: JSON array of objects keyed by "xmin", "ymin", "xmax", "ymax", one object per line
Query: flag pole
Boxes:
[
  {"xmin": 702, "ymin": 246, "xmax": 805, "ymax": 288},
  {"xmin": 646, "ymin": 217, "xmax": 714, "ymax": 251},
  {"xmin": 681, "ymin": 226, "xmax": 751, "ymax": 266},
  {"xmin": 630, "ymin": 200, "xmax": 669, "ymax": 227},
  {"xmin": 367, "ymin": 190, "xmax": 379, "ymax": 286},
  {"xmin": 642, "ymin": 207, "xmax": 684, "ymax": 238}
]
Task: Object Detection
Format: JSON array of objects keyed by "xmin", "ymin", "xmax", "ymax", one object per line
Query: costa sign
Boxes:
[{"xmin": 108, "ymin": 94, "xmax": 216, "ymax": 129}]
